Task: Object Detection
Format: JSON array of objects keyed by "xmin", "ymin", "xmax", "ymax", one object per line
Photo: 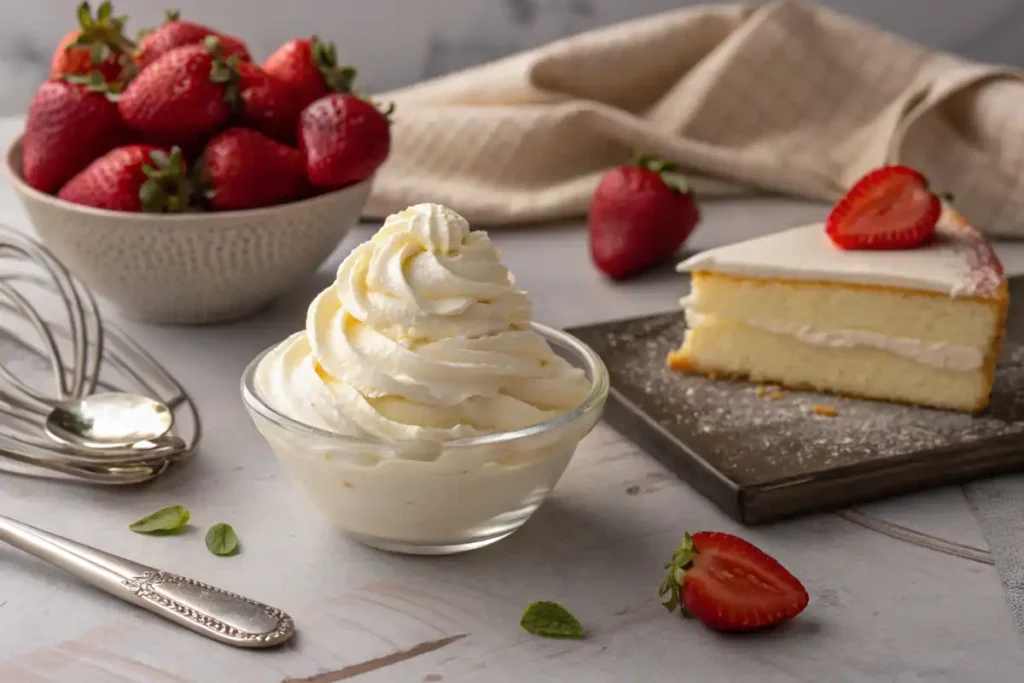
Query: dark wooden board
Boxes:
[{"xmin": 568, "ymin": 277, "xmax": 1024, "ymax": 525}]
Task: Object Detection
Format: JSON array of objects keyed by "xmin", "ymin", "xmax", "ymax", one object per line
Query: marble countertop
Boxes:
[{"xmin": 0, "ymin": 114, "xmax": 1023, "ymax": 682}]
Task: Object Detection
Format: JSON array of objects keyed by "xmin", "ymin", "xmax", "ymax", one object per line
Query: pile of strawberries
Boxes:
[{"xmin": 22, "ymin": 3, "xmax": 392, "ymax": 213}]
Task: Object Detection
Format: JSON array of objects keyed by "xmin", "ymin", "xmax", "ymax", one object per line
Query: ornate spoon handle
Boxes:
[{"xmin": 0, "ymin": 515, "xmax": 294, "ymax": 648}]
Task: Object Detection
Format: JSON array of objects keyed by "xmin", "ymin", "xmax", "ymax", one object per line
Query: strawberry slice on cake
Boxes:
[{"xmin": 668, "ymin": 166, "xmax": 1009, "ymax": 413}]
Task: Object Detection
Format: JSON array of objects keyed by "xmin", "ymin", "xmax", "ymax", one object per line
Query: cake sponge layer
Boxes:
[
  {"xmin": 668, "ymin": 316, "xmax": 994, "ymax": 412},
  {"xmin": 688, "ymin": 273, "xmax": 1003, "ymax": 348}
]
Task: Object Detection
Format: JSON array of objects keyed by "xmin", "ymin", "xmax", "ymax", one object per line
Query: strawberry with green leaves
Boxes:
[
  {"xmin": 298, "ymin": 93, "xmax": 392, "ymax": 189},
  {"xmin": 58, "ymin": 145, "xmax": 191, "ymax": 213},
  {"xmin": 199, "ymin": 128, "xmax": 308, "ymax": 211},
  {"xmin": 117, "ymin": 39, "xmax": 233, "ymax": 140},
  {"xmin": 120, "ymin": 37, "xmax": 299, "ymax": 145},
  {"xmin": 263, "ymin": 36, "xmax": 356, "ymax": 110},
  {"xmin": 51, "ymin": 1, "xmax": 136, "ymax": 82},
  {"xmin": 826, "ymin": 165, "xmax": 941, "ymax": 250},
  {"xmin": 136, "ymin": 10, "xmax": 249, "ymax": 68},
  {"xmin": 588, "ymin": 155, "xmax": 700, "ymax": 280},
  {"xmin": 23, "ymin": 75, "xmax": 124, "ymax": 193},
  {"xmin": 660, "ymin": 532, "xmax": 809, "ymax": 632}
]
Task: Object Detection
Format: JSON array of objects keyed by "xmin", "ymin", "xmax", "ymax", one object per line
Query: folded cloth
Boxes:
[
  {"xmin": 963, "ymin": 477, "xmax": 1024, "ymax": 632},
  {"xmin": 367, "ymin": 0, "xmax": 1024, "ymax": 237}
]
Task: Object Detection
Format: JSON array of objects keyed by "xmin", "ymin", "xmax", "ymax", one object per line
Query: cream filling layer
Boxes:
[{"xmin": 684, "ymin": 309, "xmax": 985, "ymax": 372}]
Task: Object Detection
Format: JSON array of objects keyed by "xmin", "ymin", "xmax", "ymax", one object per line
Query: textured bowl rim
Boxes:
[
  {"xmin": 240, "ymin": 321, "xmax": 611, "ymax": 450},
  {"xmin": 5, "ymin": 133, "xmax": 374, "ymax": 223}
]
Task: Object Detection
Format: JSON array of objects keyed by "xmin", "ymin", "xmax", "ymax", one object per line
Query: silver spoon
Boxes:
[
  {"xmin": 44, "ymin": 392, "xmax": 173, "ymax": 450},
  {"xmin": 0, "ymin": 514, "xmax": 295, "ymax": 647}
]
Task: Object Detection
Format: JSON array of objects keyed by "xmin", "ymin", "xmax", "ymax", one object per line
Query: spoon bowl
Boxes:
[{"xmin": 45, "ymin": 392, "xmax": 173, "ymax": 451}]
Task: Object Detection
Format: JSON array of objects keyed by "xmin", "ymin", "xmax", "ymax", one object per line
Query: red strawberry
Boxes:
[
  {"xmin": 298, "ymin": 93, "xmax": 391, "ymax": 189},
  {"xmin": 199, "ymin": 128, "xmax": 308, "ymax": 211},
  {"xmin": 58, "ymin": 145, "xmax": 191, "ymax": 213},
  {"xmin": 234, "ymin": 61, "xmax": 302, "ymax": 144},
  {"xmin": 22, "ymin": 77, "xmax": 123, "ymax": 193},
  {"xmin": 263, "ymin": 36, "xmax": 356, "ymax": 110},
  {"xmin": 826, "ymin": 165, "xmax": 941, "ymax": 250},
  {"xmin": 588, "ymin": 155, "xmax": 700, "ymax": 280},
  {"xmin": 51, "ymin": 1, "xmax": 136, "ymax": 82},
  {"xmin": 659, "ymin": 532, "xmax": 809, "ymax": 632},
  {"xmin": 136, "ymin": 10, "xmax": 249, "ymax": 69},
  {"xmin": 118, "ymin": 40, "xmax": 232, "ymax": 140}
]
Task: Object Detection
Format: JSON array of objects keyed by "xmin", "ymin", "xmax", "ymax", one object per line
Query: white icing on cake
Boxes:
[{"xmin": 677, "ymin": 209, "xmax": 1005, "ymax": 299}]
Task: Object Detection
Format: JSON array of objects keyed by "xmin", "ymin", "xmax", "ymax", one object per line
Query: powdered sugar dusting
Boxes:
[
  {"xmin": 574, "ymin": 313, "xmax": 1024, "ymax": 488},
  {"xmin": 943, "ymin": 209, "xmax": 1004, "ymax": 299}
]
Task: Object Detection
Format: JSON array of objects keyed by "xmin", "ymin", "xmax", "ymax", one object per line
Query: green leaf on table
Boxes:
[
  {"xmin": 520, "ymin": 601, "xmax": 584, "ymax": 639},
  {"xmin": 129, "ymin": 505, "xmax": 190, "ymax": 534},
  {"xmin": 205, "ymin": 523, "xmax": 239, "ymax": 556}
]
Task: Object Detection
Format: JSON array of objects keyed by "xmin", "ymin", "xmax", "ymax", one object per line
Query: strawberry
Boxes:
[
  {"xmin": 199, "ymin": 128, "xmax": 308, "ymax": 211},
  {"xmin": 588, "ymin": 155, "xmax": 700, "ymax": 280},
  {"xmin": 659, "ymin": 532, "xmax": 809, "ymax": 632},
  {"xmin": 233, "ymin": 61, "xmax": 302, "ymax": 144},
  {"xmin": 58, "ymin": 145, "xmax": 191, "ymax": 213},
  {"xmin": 22, "ymin": 76, "xmax": 123, "ymax": 193},
  {"xmin": 117, "ymin": 39, "xmax": 232, "ymax": 140},
  {"xmin": 136, "ymin": 10, "xmax": 249, "ymax": 69},
  {"xmin": 263, "ymin": 36, "xmax": 356, "ymax": 110},
  {"xmin": 826, "ymin": 165, "xmax": 941, "ymax": 250},
  {"xmin": 298, "ymin": 93, "xmax": 391, "ymax": 189},
  {"xmin": 51, "ymin": 1, "xmax": 136, "ymax": 82}
]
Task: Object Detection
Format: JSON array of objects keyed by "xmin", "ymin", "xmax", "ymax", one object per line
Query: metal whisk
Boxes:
[{"xmin": 0, "ymin": 224, "xmax": 199, "ymax": 484}]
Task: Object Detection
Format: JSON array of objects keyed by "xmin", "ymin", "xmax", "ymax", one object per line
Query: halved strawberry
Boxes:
[
  {"xmin": 659, "ymin": 531, "xmax": 809, "ymax": 632},
  {"xmin": 826, "ymin": 165, "xmax": 941, "ymax": 250}
]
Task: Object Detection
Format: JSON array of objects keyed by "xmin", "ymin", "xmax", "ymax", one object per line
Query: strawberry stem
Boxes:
[
  {"xmin": 658, "ymin": 532, "xmax": 699, "ymax": 617},
  {"xmin": 63, "ymin": 69, "xmax": 126, "ymax": 100},
  {"xmin": 632, "ymin": 152, "xmax": 691, "ymax": 193},
  {"xmin": 310, "ymin": 35, "xmax": 357, "ymax": 94},
  {"xmin": 69, "ymin": 2, "xmax": 137, "ymax": 54},
  {"xmin": 140, "ymin": 147, "xmax": 191, "ymax": 213},
  {"xmin": 204, "ymin": 37, "xmax": 245, "ymax": 112},
  {"xmin": 376, "ymin": 100, "xmax": 396, "ymax": 123}
]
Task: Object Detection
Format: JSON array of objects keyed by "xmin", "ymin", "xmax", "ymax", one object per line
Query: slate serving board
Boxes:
[{"xmin": 568, "ymin": 277, "xmax": 1024, "ymax": 525}]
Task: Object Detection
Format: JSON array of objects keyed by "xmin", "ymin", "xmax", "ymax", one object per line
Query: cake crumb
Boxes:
[
  {"xmin": 769, "ymin": 389, "xmax": 786, "ymax": 400},
  {"xmin": 811, "ymin": 405, "xmax": 838, "ymax": 417}
]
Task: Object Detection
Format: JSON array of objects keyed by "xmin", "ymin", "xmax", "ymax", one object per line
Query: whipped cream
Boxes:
[
  {"xmin": 255, "ymin": 203, "xmax": 591, "ymax": 442},
  {"xmin": 685, "ymin": 311, "xmax": 985, "ymax": 372}
]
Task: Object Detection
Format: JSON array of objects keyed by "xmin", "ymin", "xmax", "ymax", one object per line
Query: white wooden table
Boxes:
[{"xmin": 1, "ymin": 116, "xmax": 1023, "ymax": 683}]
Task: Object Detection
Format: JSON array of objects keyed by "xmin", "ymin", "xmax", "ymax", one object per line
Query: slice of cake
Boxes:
[{"xmin": 668, "ymin": 168, "xmax": 1008, "ymax": 413}]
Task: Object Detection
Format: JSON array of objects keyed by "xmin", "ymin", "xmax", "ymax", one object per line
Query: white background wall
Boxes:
[{"xmin": 2, "ymin": 0, "xmax": 1022, "ymax": 116}]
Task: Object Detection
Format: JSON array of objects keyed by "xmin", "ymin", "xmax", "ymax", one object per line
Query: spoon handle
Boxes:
[{"xmin": 0, "ymin": 515, "xmax": 294, "ymax": 648}]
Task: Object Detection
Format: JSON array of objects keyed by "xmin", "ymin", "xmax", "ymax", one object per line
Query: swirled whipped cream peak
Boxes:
[{"xmin": 255, "ymin": 203, "xmax": 592, "ymax": 442}]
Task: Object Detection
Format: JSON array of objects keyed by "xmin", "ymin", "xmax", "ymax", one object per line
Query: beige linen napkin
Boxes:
[{"xmin": 367, "ymin": 0, "xmax": 1024, "ymax": 237}]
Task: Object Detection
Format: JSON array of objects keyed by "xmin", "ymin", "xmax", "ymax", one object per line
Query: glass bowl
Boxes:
[{"xmin": 241, "ymin": 322, "xmax": 609, "ymax": 555}]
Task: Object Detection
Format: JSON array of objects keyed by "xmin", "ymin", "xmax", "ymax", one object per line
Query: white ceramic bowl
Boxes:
[
  {"xmin": 5, "ymin": 135, "xmax": 371, "ymax": 324},
  {"xmin": 241, "ymin": 323, "xmax": 609, "ymax": 555}
]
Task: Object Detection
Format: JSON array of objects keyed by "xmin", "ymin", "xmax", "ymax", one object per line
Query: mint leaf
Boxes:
[
  {"xmin": 520, "ymin": 601, "xmax": 584, "ymax": 639},
  {"xmin": 129, "ymin": 505, "xmax": 190, "ymax": 534},
  {"xmin": 205, "ymin": 523, "xmax": 239, "ymax": 556}
]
